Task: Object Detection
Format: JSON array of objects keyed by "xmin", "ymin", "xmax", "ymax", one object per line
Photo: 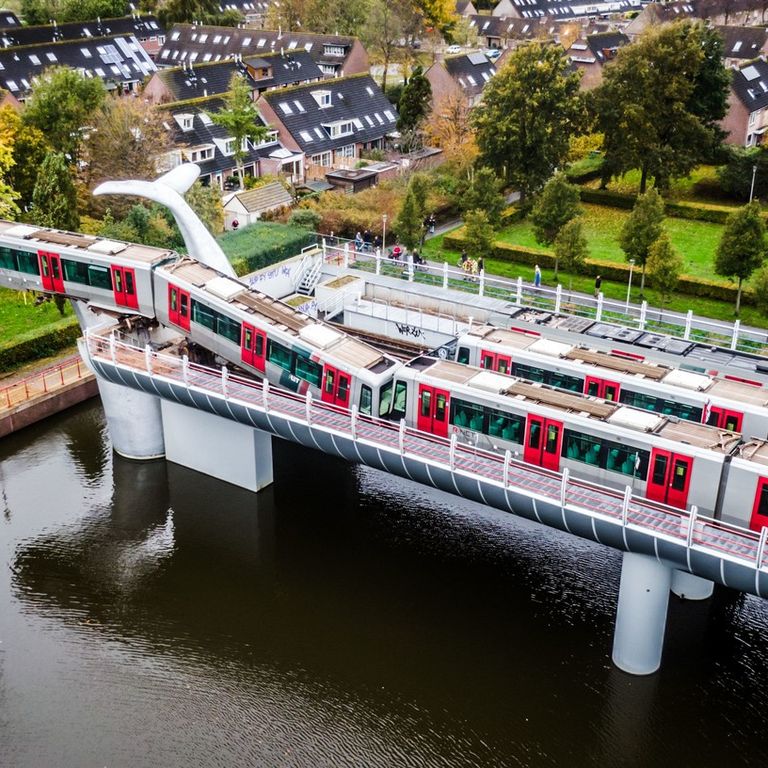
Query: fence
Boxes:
[{"xmin": 0, "ymin": 354, "xmax": 89, "ymax": 410}]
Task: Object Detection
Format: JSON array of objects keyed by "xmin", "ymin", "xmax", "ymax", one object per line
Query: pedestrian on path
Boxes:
[
  {"xmin": 594, "ymin": 274, "xmax": 602, "ymax": 297},
  {"xmin": 534, "ymin": 264, "xmax": 542, "ymax": 288}
]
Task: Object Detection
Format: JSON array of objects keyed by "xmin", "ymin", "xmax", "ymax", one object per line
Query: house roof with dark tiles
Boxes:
[
  {"xmin": 716, "ymin": 26, "xmax": 768, "ymax": 61},
  {"xmin": 161, "ymin": 95, "xmax": 290, "ymax": 178},
  {"xmin": 586, "ymin": 32, "xmax": 629, "ymax": 62},
  {"xmin": 219, "ymin": 0, "xmax": 273, "ymax": 17},
  {"xmin": 732, "ymin": 58, "xmax": 768, "ymax": 113},
  {"xmin": 260, "ymin": 74, "xmax": 397, "ymax": 154},
  {"xmin": 0, "ymin": 34, "xmax": 156, "ymax": 97},
  {"xmin": 443, "ymin": 53, "xmax": 497, "ymax": 98},
  {"xmin": 0, "ymin": 11, "xmax": 21, "ymax": 29},
  {"xmin": 468, "ymin": 14, "xmax": 544, "ymax": 39},
  {"xmin": 158, "ymin": 24, "xmax": 359, "ymax": 71},
  {"xmin": 498, "ymin": 0, "xmax": 642, "ymax": 19},
  {"xmin": 0, "ymin": 15, "xmax": 164, "ymax": 48},
  {"xmin": 227, "ymin": 182, "xmax": 293, "ymax": 213}
]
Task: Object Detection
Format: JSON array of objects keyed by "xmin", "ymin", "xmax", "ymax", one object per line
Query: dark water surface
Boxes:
[{"xmin": 2, "ymin": 401, "xmax": 768, "ymax": 767}]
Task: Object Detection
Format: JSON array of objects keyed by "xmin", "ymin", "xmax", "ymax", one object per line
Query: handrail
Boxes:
[
  {"xmin": 0, "ymin": 354, "xmax": 89, "ymax": 410},
  {"xmin": 86, "ymin": 331, "xmax": 768, "ymax": 574}
]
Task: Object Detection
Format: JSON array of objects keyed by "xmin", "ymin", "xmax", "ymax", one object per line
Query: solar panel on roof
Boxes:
[
  {"xmin": 467, "ymin": 51, "xmax": 487, "ymax": 65},
  {"xmin": 742, "ymin": 64, "xmax": 760, "ymax": 81}
]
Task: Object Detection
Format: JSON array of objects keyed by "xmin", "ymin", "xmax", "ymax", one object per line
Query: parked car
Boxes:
[
  {"xmin": 446, "ymin": 44, "xmax": 462, "ymax": 54},
  {"xmin": 485, "ymin": 48, "xmax": 501, "ymax": 59}
]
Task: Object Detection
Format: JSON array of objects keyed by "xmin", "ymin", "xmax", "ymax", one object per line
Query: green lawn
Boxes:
[{"xmin": 0, "ymin": 287, "xmax": 76, "ymax": 346}]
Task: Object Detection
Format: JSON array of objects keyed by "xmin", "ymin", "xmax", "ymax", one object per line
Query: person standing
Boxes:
[
  {"xmin": 534, "ymin": 264, "xmax": 542, "ymax": 288},
  {"xmin": 477, "ymin": 256, "xmax": 485, "ymax": 274},
  {"xmin": 594, "ymin": 274, "xmax": 602, "ymax": 297},
  {"xmin": 428, "ymin": 213, "xmax": 436, "ymax": 234}
]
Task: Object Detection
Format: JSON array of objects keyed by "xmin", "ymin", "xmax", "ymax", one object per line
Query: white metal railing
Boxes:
[{"xmin": 85, "ymin": 330, "xmax": 768, "ymax": 579}]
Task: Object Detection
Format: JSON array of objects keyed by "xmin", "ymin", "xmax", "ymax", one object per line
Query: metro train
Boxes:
[
  {"xmin": 453, "ymin": 325, "xmax": 768, "ymax": 439},
  {"xmin": 1, "ymin": 219, "xmax": 768, "ymax": 532}
]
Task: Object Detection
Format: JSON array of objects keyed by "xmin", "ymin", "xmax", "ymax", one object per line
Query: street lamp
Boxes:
[
  {"xmin": 382, "ymin": 213, "xmax": 388, "ymax": 252},
  {"xmin": 750, "ymin": 164, "xmax": 758, "ymax": 203},
  {"xmin": 625, "ymin": 258, "xmax": 635, "ymax": 314}
]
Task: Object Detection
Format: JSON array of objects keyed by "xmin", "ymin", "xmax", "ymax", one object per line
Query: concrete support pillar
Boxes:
[
  {"xmin": 671, "ymin": 570, "xmax": 714, "ymax": 601},
  {"xmin": 100, "ymin": 378, "xmax": 165, "ymax": 459},
  {"xmin": 161, "ymin": 400, "xmax": 273, "ymax": 492},
  {"xmin": 612, "ymin": 552, "xmax": 672, "ymax": 675}
]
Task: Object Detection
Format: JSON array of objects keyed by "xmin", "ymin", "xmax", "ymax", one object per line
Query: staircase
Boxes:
[{"xmin": 296, "ymin": 254, "xmax": 323, "ymax": 296}]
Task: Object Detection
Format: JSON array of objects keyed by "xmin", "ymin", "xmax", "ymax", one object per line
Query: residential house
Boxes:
[
  {"xmin": 144, "ymin": 51, "xmax": 322, "ymax": 104},
  {"xmin": 158, "ymin": 25, "xmax": 369, "ymax": 79},
  {"xmin": 716, "ymin": 26, "xmax": 768, "ymax": 67},
  {"xmin": 219, "ymin": 0, "xmax": 274, "ymax": 26},
  {"xmin": 222, "ymin": 181, "xmax": 293, "ymax": 228},
  {"xmin": 567, "ymin": 31, "xmax": 629, "ymax": 89},
  {"xmin": 0, "ymin": 34, "xmax": 157, "ymax": 100},
  {"xmin": 468, "ymin": 15, "xmax": 544, "ymax": 49},
  {"xmin": 722, "ymin": 58, "xmax": 768, "ymax": 147},
  {"xmin": 256, "ymin": 74, "xmax": 397, "ymax": 176},
  {"xmin": 159, "ymin": 94, "xmax": 304, "ymax": 187},
  {"xmin": 425, "ymin": 52, "xmax": 496, "ymax": 111},
  {"xmin": 0, "ymin": 87, "xmax": 20, "ymax": 109},
  {"xmin": 0, "ymin": 15, "xmax": 165, "ymax": 59},
  {"xmin": 456, "ymin": 0, "xmax": 478, "ymax": 16},
  {"xmin": 0, "ymin": 10, "xmax": 20, "ymax": 29},
  {"xmin": 624, "ymin": 2, "xmax": 701, "ymax": 38},
  {"xmin": 492, "ymin": 0, "xmax": 643, "ymax": 20}
]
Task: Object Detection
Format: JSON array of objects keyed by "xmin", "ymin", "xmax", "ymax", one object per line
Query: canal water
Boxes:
[{"xmin": 2, "ymin": 401, "xmax": 768, "ymax": 767}]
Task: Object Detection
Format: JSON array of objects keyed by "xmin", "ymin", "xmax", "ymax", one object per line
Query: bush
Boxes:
[
  {"xmin": 217, "ymin": 222, "xmax": 318, "ymax": 275},
  {"xmin": 0, "ymin": 320, "xmax": 81, "ymax": 371},
  {"xmin": 289, "ymin": 209, "xmax": 322, "ymax": 230}
]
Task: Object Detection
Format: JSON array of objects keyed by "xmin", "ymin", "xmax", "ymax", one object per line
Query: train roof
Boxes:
[
  {"xmin": 0, "ymin": 220, "xmax": 174, "ymax": 264},
  {"xmin": 413, "ymin": 358, "xmax": 740, "ymax": 453},
  {"xmin": 467, "ymin": 325, "xmax": 768, "ymax": 404},
  {"xmin": 162, "ymin": 258, "xmax": 396, "ymax": 374},
  {"xmin": 737, "ymin": 440, "xmax": 768, "ymax": 467}
]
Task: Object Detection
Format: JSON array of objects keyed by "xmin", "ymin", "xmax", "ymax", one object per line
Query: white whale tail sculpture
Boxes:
[{"xmin": 93, "ymin": 163, "xmax": 235, "ymax": 278}]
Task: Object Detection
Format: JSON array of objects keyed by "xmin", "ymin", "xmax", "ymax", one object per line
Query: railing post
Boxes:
[
  {"xmin": 449, "ymin": 433, "xmax": 457, "ymax": 471},
  {"xmin": 221, "ymin": 365, "xmax": 228, "ymax": 398},
  {"xmin": 756, "ymin": 526, "xmax": 768, "ymax": 570},
  {"xmin": 305, "ymin": 389, "xmax": 312, "ymax": 425},
  {"xmin": 516, "ymin": 276, "xmax": 523, "ymax": 306},
  {"xmin": 731, "ymin": 319, "xmax": 740, "ymax": 351},
  {"xmin": 350, "ymin": 404, "xmax": 358, "ymax": 439},
  {"xmin": 343, "ymin": 242, "xmax": 350, "ymax": 269},
  {"xmin": 322, "ymin": 236, "xmax": 327, "ymax": 260},
  {"xmin": 59, "ymin": 366, "xmax": 65, "ymax": 385},
  {"xmin": 262, "ymin": 377, "xmax": 269, "ymax": 410},
  {"xmin": 144, "ymin": 344, "xmax": 153, "ymax": 374},
  {"xmin": 622, "ymin": 485, "xmax": 632, "ymax": 526},
  {"xmin": 375, "ymin": 249, "xmax": 381, "ymax": 275},
  {"xmin": 684, "ymin": 309, "xmax": 693, "ymax": 341},
  {"xmin": 182, "ymin": 355, "xmax": 189, "ymax": 386},
  {"xmin": 443, "ymin": 261, "xmax": 449, "ymax": 289},
  {"xmin": 109, "ymin": 331, "xmax": 117, "ymax": 364},
  {"xmin": 639, "ymin": 300, "xmax": 647, "ymax": 331},
  {"xmin": 560, "ymin": 467, "xmax": 569, "ymax": 508},
  {"xmin": 503, "ymin": 449, "xmax": 512, "ymax": 487},
  {"xmin": 686, "ymin": 506, "xmax": 698, "ymax": 547},
  {"xmin": 398, "ymin": 419, "xmax": 406, "ymax": 455},
  {"xmin": 554, "ymin": 283, "xmax": 562, "ymax": 314},
  {"xmin": 478, "ymin": 269, "xmax": 485, "ymax": 297},
  {"xmin": 596, "ymin": 292, "xmax": 604, "ymax": 322}
]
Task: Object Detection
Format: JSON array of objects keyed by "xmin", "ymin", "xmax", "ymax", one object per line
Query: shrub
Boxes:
[
  {"xmin": 0, "ymin": 320, "xmax": 81, "ymax": 371},
  {"xmin": 289, "ymin": 209, "xmax": 322, "ymax": 230}
]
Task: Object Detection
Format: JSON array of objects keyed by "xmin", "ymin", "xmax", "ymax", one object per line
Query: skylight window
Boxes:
[
  {"xmin": 365, "ymin": 86, "xmax": 373, "ymax": 96},
  {"xmin": 257, "ymin": 38, "xmax": 266, "ymax": 47},
  {"xmin": 82, "ymin": 48, "xmax": 93, "ymax": 58},
  {"xmin": 28, "ymin": 54, "xmax": 41, "ymax": 65},
  {"xmin": 293, "ymin": 99, "xmax": 305, "ymax": 112},
  {"xmin": 46, "ymin": 52, "xmax": 56, "ymax": 62},
  {"xmin": 199, "ymin": 33, "xmax": 208, "ymax": 42},
  {"xmin": 279, "ymin": 102, "xmax": 294, "ymax": 115},
  {"xmin": 383, "ymin": 109, "xmax": 394, "ymax": 120},
  {"xmin": 242, "ymin": 37, "xmax": 251, "ymax": 46},
  {"xmin": 299, "ymin": 130, "xmax": 313, "ymax": 141}
]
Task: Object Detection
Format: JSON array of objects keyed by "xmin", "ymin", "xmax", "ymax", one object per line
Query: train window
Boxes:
[
  {"xmin": 62, "ymin": 259, "xmax": 89, "ymax": 284},
  {"xmin": 457, "ymin": 347, "xmax": 470, "ymax": 365},
  {"xmin": 268, "ymin": 340, "xmax": 292, "ymax": 371},
  {"xmin": 170, "ymin": 289, "xmax": 178, "ymax": 311},
  {"xmin": 0, "ymin": 247, "xmax": 14, "ymax": 269},
  {"xmin": 191, "ymin": 300, "xmax": 216, "ymax": 331},
  {"xmin": 359, "ymin": 385, "xmax": 372, "ymax": 416},
  {"xmin": 756, "ymin": 483, "xmax": 768, "ymax": 519},
  {"xmin": 87, "ymin": 264, "xmax": 111, "ymax": 289},
  {"xmin": 671, "ymin": 460, "xmax": 688, "ymax": 491},
  {"xmin": 294, "ymin": 356, "xmax": 321, "ymax": 386},
  {"xmin": 619, "ymin": 390, "xmax": 702, "ymax": 422},
  {"xmin": 486, "ymin": 408, "xmax": 524, "ymax": 443},
  {"xmin": 15, "ymin": 250, "xmax": 38, "ymax": 275},
  {"xmin": 563, "ymin": 429, "xmax": 649, "ymax": 478},
  {"xmin": 564, "ymin": 430, "xmax": 600, "ymax": 465},
  {"xmin": 548, "ymin": 372, "xmax": 582, "ymax": 392},
  {"xmin": 451, "ymin": 398, "xmax": 485, "ymax": 431},
  {"xmin": 114, "ymin": 270, "xmax": 123, "ymax": 292},
  {"xmin": 586, "ymin": 380, "xmax": 600, "ymax": 397},
  {"xmin": 379, "ymin": 381, "xmax": 393, "ymax": 417},
  {"xmin": 338, "ymin": 375, "xmax": 349, "ymax": 402},
  {"xmin": 124, "ymin": 271, "xmax": 135, "ymax": 295},
  {"xmin": 324, "ymin": 369, "xmax": 335, "ymax": 395},
  {"xmin": 513, "ymin": 363, "xmax": 545, "ymax": 384},
  {"xmin": 435, "ymin": 393, "xmax": 447, "ymax": 421},
  {"xmin": 390, "ymin": 381, "xmax": 408, "ymax": 420},
  {"xmin": 420, "ymin": 389, "xmax": 431, "ymax": 417},
  {"xmin": 216, "ymin": 315, "xmax": 241, "ymax": 343},
  {"xmin": 481, "ymin": 354, "xmax": 494, "ymax": 370},
  {"xmin": 255, "ymin": 334, "xmax": 264, "ymax": 357},
  {"xmin": 651, "ymin": 454, "xmax": 668, "ymax": 486},
  {"xmin": 546, "ymin": 425, "xmax": 559, "ymax": 452}
]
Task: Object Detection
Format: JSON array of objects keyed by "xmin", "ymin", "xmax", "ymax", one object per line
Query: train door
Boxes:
[
  {"xmin": 749, "ymin": 477, "xmax": 768, "ymax": 531},
  {"xmin": 705, "ymin": 405, "xmax": 743, "ymax": 433},
  {"xmin": 168, "ymin": 284, "xmax": 190, "ymax": 331},
  {"xmin": 416, "ymin": 384, "xmax": 450, "ymax": 437},
  {"xmin": 321, "ymin": 365, "xmax": 351, "ymax": 408},
  {"xmin": 111, "ymin": 266, "xmax": 139, "ymax": 309},
  {"xmin": 241, "ymin": 322, "xmax": 266, "ymax": 372},
  {"xmin": 646, "ymin": 449, "xmax": 693, "ymax": 509},
  {"xmin": 524, "ymin": 415, "xmax": 563, "ymax": 472},
  {"xmin": 38, "ymin": 251, "xmax": 65, "ymax": 293},
  {"xmin": 480, "ymin": 351, "xmax": 512, "ymax": 375},
  {"xmin": 584, "ymin": 375, "xmax": 621, "ymax": 402}
]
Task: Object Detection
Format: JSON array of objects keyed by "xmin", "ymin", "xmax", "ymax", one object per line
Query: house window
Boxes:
[
  {"xmin": 180, "ymin": 114, "xmax": 193, "ymax": 130},
  {"xmin": 312, "ymin": 90, "xmax": 332, "ymax": 107},
  {"xmin": 310, "ymin": 151, "xmax": 332, "ymax": 166},
  {"xmin": 750, "ymin": 111, "xmax": 757, "ymax": 126},
  {"xmin": 224, "ymin": 138, "xmax": 236, "ymax": 155},
  {"xmin": 336, "ymin": 144, "xmax": 356, "ymax": 159},
  {"xmin": 320, "ymin": 64, "xmax": 338, "ymax": 76},
  {"xmin": 323, "ymin": 120, "xmax": 353, "ymax": 138},
  {"xmin": 323, "ymin": 44, "xmax": 345, "ymax": 56}
]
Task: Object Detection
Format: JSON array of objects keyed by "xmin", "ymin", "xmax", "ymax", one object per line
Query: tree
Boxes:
[
  {"xmin": 158, "ymin": 0, "xmax": 240, "ymax": 27},
  {"xmin": 423, "ymin": 91, "xmax": 478, "ymax": 168},
  {"xmin": 646, "ymin": 233, "xmax": 683, "ymax": 318},
  {"xmin": 395, "ymin": 187, "xmax": 422, "ymax": 250},
  {"xmin": 751, "ymin": 265, "xmax": 768, "ymax": 315},
  {"xmin": 0, "ymin": 107, "xmax": 49, "ymax": 210},
  {"xmin": 530, "ymin": 172, "xmax": 582, "ymax": 275},
  {"xmin": 265, "ymin": 0, "xmax": 307, "ymax": 32},
  {"xmin": 554, "ymin": 218, "xmax": 588, "ymax": 294},
  {"xmin": 593, "ymin": 21, "xmax": 729, "ymax": 193},
  {"xmin": 463, "ymin": 209, "xmax": 494, "ymax": 261},
  {"xmin": 715, "ymin": 201, "xmax": 767, "ymax": 315},
  {"xmin": 717, "ymin": 146, "xmax": 768, "ymax": 202},
  {"xmin": 462, "ymin": 167, "xmax": 506, "ymax": 229},
  {"xmin": 23, "ymin": 67, "xmax": 106, "ymax": 160},
  {"xmin": 207, "ymin": 73, "xmax": 268, "ymax": 189},
  {"xmin": 185, "ymin": 182, "xmax": 225, "ymax": 236},
  {"xmin": 450, "ymin": 14, "xmax": 478, "ymax": 47},
  {"xmin": 30, "ymin": 152, "xmax": 79, "ymax": 231},
  {"xmin": 21, "ymin": 0, "xmax": 124, "ymax": 23},
  {"xmin": 618, "ymin": 188, "xmax": 665, "ymax": 295},
  {"xmin": 414, "ymin": 0, "xmax": 455, "ymax": 35},
  {"xmin": 303, "ymin": 0, "xmax": 371, "ymax": 35},
  {"xmin": 0, "ymin": 107, "xmax": 19, "ymax": 220},
  {"xmin": 83, "ymin": 97, "xmax": 170, "ymax": 215},
  {"xmin": 360, "ymin": 0, "xmax": 404, "ymax": 93},
  {"xmin": 397, "ymin": 66, "xmax": 431, "ymax": 134},
  {"xmin": 473, "ymin": 42, "xmax": 583, "ymax": 206}
]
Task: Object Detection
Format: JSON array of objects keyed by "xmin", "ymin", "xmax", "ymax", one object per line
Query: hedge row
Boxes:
[
  {"xmin": 443, "ymin": 230, "xmax": 756, "ymax": 307},
  {"xmin": 578, "ymin": 188, "xmax": 745, "ymax": 224},
  {"xmin": 0, "ymin": 319, "xmax": 81, "ymax": 372}
]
